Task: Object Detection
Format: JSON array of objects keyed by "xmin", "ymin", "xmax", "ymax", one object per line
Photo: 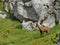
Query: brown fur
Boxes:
[{"xmin": 36, "ymin": 22, "xmax": 49, "ymax": 35}]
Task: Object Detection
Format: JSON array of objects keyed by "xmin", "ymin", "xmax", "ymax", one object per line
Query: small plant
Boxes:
[{"xmin": 51, "ymin": 33, "xmax": 60, "ymax": 44}]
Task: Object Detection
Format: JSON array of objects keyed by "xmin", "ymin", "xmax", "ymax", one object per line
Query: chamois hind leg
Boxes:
[
  {"xmin": 45, "ymin": 30, "xmax": 49, "ymax": 35},
  {"xmin": 45, "ymin": 30, "xmax": 48, "ymax": 33},
  {"xmin": 39, "ymin": 30, "xmax": 43, "ymax": 36}
]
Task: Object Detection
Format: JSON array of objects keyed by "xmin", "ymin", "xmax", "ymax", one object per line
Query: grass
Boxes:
[
  {"xmin": 25, "ymin": 25, "xmax": 60, "ymax": 45},
  {"xmin": 0, "ymin": 18, "xmax": 60, "ymax": 45},
  {"xmin": 0, "ymin": 1, "xmax": 60, "ymax": 45},
  {"xmin": 0, "ymin": 2, "xmax": 3, "ymax": 11},
  {"xmin": 0, "ymin": 18, "xmax": 40, "ymax": 45}
]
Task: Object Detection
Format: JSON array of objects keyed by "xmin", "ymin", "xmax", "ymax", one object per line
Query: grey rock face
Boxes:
[
  {"xmin": 3, "ymin": 0, "xmax": 16, "ymax": 13},
  {"xmin": 56, "ymin": 0, "xmax": 60, "ymax": 24},
  {"xmin": 0, "ymin": 11, "xmax": 6, "ymax": 19},
  {"xmin": 42, "ymin": 15, "xmax": 55, "ymax": 28},
  {"xmin": 3, "ymin": 0, "xmax": 60, "ymax": 30},
  {"xmin": 3, "ymin": 1, "xmax": 8, "ymax": 12},
  {"xmin": 57, "ymin": 42, "xmax": 60, "ymax": 45},
  {"xmin": 14, "ymin": 0, "xmax": 38, "ymax": 21},
  {"xmin": 31, "ymin": 0, "xmax": 56, "ymax": 27},
  {"xmin": 22, "ymin": 20, "xmax": 36, "ymax": 30}
]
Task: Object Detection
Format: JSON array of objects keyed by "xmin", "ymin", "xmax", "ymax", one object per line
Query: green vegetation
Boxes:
[
  {"xmin": 0, "ymin": 2, "xmax": 60, "ymax": 45},
  {"xmin": 0, "ymin": 2, "xmax": 3, "ymax": 11}
]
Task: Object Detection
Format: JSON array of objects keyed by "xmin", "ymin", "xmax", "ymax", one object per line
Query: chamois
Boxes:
[
  {"xmin": 36, "ymin": 15, "xmax": 49, "ymax": 35},
  {"xmin": 36, "ymin": 21, "xmax": 49, "ymax": 35}
]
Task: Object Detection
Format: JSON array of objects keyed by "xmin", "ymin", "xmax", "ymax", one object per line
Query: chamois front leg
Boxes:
[
  {"xmin": 39, "ymin": 30, "xmax": 43, "ymax": 35},
  {"xmin": 45, "ymin": 30, "xmax": 50, "ymax": 35}
]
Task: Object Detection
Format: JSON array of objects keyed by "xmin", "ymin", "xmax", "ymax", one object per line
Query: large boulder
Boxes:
[
  {"xmin": 3, "ymin": 1, "xmax": 9, "ymax": 12},
  {"xmin": 30, "ymin": 0, "xmax": 55, "ymax": 27},
  {"xmin": 22, "ymin": 20, "xmax": 36, "ymax": 30},
  {"xmin": 0, "ymin": 11, "xmax": 6, "ymax": 19},
  {"xmin": 3, "ymin": 0, "xmax": 60, "ymax": 30},
  {"xmin": 14, "ymin": 0, "xmax": 38, "ymax": 22},
  {"xmin": 56, "ymin": 0, "xmax": 60, "ymax": 24},
  {"xmin": 31, "ymin": 0, "xmax": 60, "ymax": 27}
]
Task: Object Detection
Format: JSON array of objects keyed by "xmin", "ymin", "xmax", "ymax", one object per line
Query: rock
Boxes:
[
  {"xmin": 3, "ymin": 0, "xmax": 16, "ymax": 13},
  {"xmin": 0, "ymin": 0, "xmax": 4, "ymax": 2},
  {"xmin": 22, "ymin": 0, "xmax": 31, "ymax": 3},
  {"xmin": 56, "ymin": 0, "xmax": 60, "ymax": 24},
  {"xmin": 57, "ymin": 42, "xmax": 60, "ymax": 45},
  {"xmin": 42, "ymin": 15, "xmax": 55, "ymax": 28},
  {"xmin": 24, "ymin": 1, "xmax": 32, "ymax": 7},
  {"xmin": 22, "ymin": 20, "xmax": 34, "ymax": 30},
  {"xmin": 14, "ymin": 0, "xmax": 38, "ymax": 22},
  {"xmin": 31, "ymin": 0, "xmax": 56, "ymax": 28},
  {"xmin": 51, "ymin": 33, "xmax": 60, "ymax": 44},
  {"xmin": 0, "ymin": 11, "xmax": 6, "ymax": 19},
  {"xmin": 3, "ymin": 1, "xmax": 9, "ymax": 12},
  {"xmin": 3, "ymin": 0, "xmax": 60, "ymax": 30},
  {"xmin": 9, "ymin": 0, "xmax": 19, "ymax": 14},
  {"xmin": 22, "ymin": 20, "xmax": 37, "ymax": 30},
  {"xmin": 56, "ymin": 33, "xmax": 60, "ymax": 45}
]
